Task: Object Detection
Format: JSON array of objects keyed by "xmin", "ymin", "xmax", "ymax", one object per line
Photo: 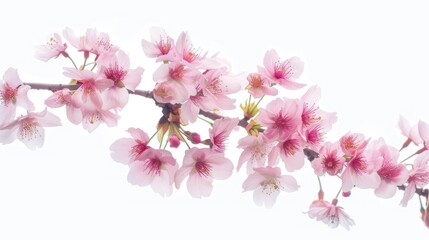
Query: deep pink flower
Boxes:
[
  {"xmin": 242, "ymin": 166, "xmax": 299, "ymax": 208},
  {"xmin": 35, "ymin": 33, "xmax": 68, "ymax": 61},
  {"xmin": 209, "ymin": 117, "xmax": 239, "ymax": 152},
  {"xmin": 398, "ymin": 116, "xmax": 422, "ymax": 149},
  {"xmin": 400, "ymin": 151, "xmax": 429, "ymax": 207},
  {"xmin": 307, "ymin": 199, "xmax": 355, "ymax": 230},
  {"xmin": 341, "ymin": 153, "xmax": 381, "ymax": 192},
  {"xmin": 127, "ymin": 149, "xmax": 178, "ymax": 197},
  {"xmin": 258, "ymin": 49, "xmax": 305, "ymax": 89},
  {"xmin": 246, "ymin": 73, "xmax": 278, "ymax": 98},
  {"xmin": 175, "ymin": 148, "xmax": 233, "ymax": 198},
  {"xmin": 169, "ymin": 135, "xmax": 181, "ymax": 148},
  {"xmin": 0, "ymin": 108, "xmax": 61, "ymax": 150},
  {"xmin": 110, "ymin": 128, "xmax": 150, "ymax": 165},
  {"xmin": 0, "ymin": 68, "xmax": 35, "ymax": 126},
  {"xmin": 339, "ymin": 132, "xmax": 369, "ymax": 158},
  {"xmin": 44, "ymin": 88, "xmax": 82, "ymax": 125},
  {"xmin": 311, "ymin": 142, "xmax": 345, "ymax": 176},
  {"xmin": 268, "ymin": 134, "xmax": 305, "ymax": 172},
  {"xmin": 141, "ymin": 27, "xmax": 176, "ymax": 62},
  {"xmin": 257, "ymin": 98, "xmax": 302, "ymax": 141},
  {"xmin": 237, "ymin": 134, "xmax": 275, "ymax": 173}
]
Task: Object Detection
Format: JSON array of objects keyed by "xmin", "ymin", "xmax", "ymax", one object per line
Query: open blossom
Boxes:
[
  {"xmin": 63, "ymin": 27, "xmax": 97, "ymax": 56},
  {"xmin": 257, "ymin": 98, "xmax": 302, "ymax": 141},
  {"xmin": 44, "ymin": 88, "xmax": 82, "ymax": 125},
  {"xmin": 0, "ymin": 68, "xmax": 35, "ymax": 126},
  {"xmin": 127, "ymin": 149, "xmax": 178, "ymax": 197},
  {"xmin": 246, "ymin": 73, "xmax": 278, "ymax": 98},
  {"xmin": 398, "ymin": 116, "xmax": 422, "ymax": 149},
  {"xmin": 35, "ymin": 33, "xmax": 68, "ymax": 61},
  {"xmin": 99, "ymin": 50, "xmax": 144, "ymax": 109},
  {"xmin": 209, "ymin": 117, "xmax": 239, "ymax": 152},
  {"xmin": 81, "ymin": 108, "xmax": 119, "ymax": 133},
  {"xmin": 366, "ymin": 138, "xmax": 408, "ymax": 198},
  {"xmin": 237, "ymin": 133, "xmax": 275, "ymax": 173},
  {"xmin": 242, "ymin": 166, "xmax": 299, "ymax": 208},
  {"xmin": 400, "ymin": 151, "xmax": 429, "ymax": 207},
  {"xmin": 341, "ymin": 152, "xmax": 381, "ymax": 192},
  {"xmin": 175, "ymin": 148, "xmax": 233, "ymax": 198},
  {"xmin": 141, "ymin": 27, "xmax": 176, "ymax": 62},
  {"xmin": 258, "ymin": 49, "xmax": 305, "ymax": 90},
  {"xmin": 268, "ymin": 134, "xmax": 305, "ymax": 172},
  {"xmin": 174, "ymin": 31, "xmax": 207, "ymax": 68},
  {"xmin": 0, "ymin": 109, "xmax": 61, "ymax": 150},
  {"xmin": 181, "ymin": 85, "xmax": 217, "ymax": 123},
  {"xmin": 110, "ymin": 128, "xmax": 151, "ymax": 165},
  {"xmin": 312, "ymin": 142, "xmax": 345, "ymax": 176},
  {"xmin": 307, "ymin": 199, "xmax": 355, "ymax": 230},
  {"xmin": 339, "ymin": 132, "xmax": 369, "ymax": 158}
]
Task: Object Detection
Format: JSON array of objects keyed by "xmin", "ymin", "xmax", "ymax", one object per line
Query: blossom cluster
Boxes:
[{"xmin": 0, "ymin": 27, "xmax": 428, "ymax": 230}]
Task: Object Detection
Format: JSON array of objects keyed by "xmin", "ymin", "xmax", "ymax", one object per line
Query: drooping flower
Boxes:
[
  {"xmin": 62, "ymin": 27, "xmax": 97, "ymax": 57},
  {"xmin": 35, "ymin": 33, "xmax": 68, "ymax": 61},
  {"xmin": 81, "ymin": 108, "xmax": 119, "ymax": 133},
  {"xmin": 397, "ymin": 115, "xmax": 422, "ymax": 149},
  {"xmin": 209, "ymin": 117, "xmax": 239, "ymax": 152},
  {"xmin": 175, "ymin": 148, "xmax": 233, "ymax": 198},
  {"xmin": 44, "ymin": 88, "xmax": 82, "ymax": 125},
  {"xmin": 237, "ymin": 133, "xmax": 275, "ymax": 173},
  {"xmin": 127, "ymin": 149, "xmax": 178, "ymax": 197},
  {"xmin": 307, "ymin": 198, "xmax": 355, "ymax": 230},
  {"xmin": 0, "ymin": 108, "xmax": 61, "ymax": 150},
  {"xmin": 311, "ymin": 142, "xmax": 345, "ymax": 176},
  {"xmin": 141, "ymin": 27, "xmax": 176, "ymax": 62},
  {"xmin": 400, "ymin": 151, "xmax": 429, "ymax": 207},
  {"xmin": 0, "ymin": 68, "xmax": 35, "ymax": 126},
  {"xmin": 258, "ymin": 49, "xmax": 305, "ymax": 90},
  {"xmin": 110, "ymin": 128, "xmax": 151, "ymax": 165},
  {"xmin": 242, "ymin": 166, "xmax": 299, "ymax": 208}
]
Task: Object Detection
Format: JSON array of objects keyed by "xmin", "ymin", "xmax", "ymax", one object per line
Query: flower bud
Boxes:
[
  {"xmin": 169, "ymin": 135, "xmax": 180, "ymax": 148},
  {"xmin": 342, "ymin": 191, "xmax": 351, "ymax": 197},
  {"xmin": 191, "ymin": 133, "xmax": 201, "ymax": 144}
]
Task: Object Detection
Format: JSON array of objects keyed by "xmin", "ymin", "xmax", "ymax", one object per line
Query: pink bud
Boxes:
[
  {"xmin": 342, "ymin": 191, "xmax": 351, "ymax": 197},
  {"xmin": 169, "ymin": 136, "xmax": 181, "ymax": 148},
  {"xmin": 191, "ymin": 133, "xmax": 201, "ymax": 144}
]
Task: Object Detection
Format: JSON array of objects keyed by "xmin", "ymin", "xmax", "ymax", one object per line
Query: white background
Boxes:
[{"xmin": 1, "ymin": 0, "xmax": 428, "ymax": 239}]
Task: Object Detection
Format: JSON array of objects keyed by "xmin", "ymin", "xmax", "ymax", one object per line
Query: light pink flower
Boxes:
[
  {"xmin": 0, "ymin": 108, "xmax": 61, "ymax": 150},
  {"xmin": 35, "ymin": 33, "xmax": 68, "ymax": 62},
  {"xmin": 341, "ymin": 153, "xmax": 381, "ymax": 192},
  {"xmin": 311, "ymin": 142, "xmax": 345, "ymax": 176},
  {"xmin": 110, "ymin": 128, "xmax": 151, "ymax": 165},
  {"xmin": 366, "ymin": 138, "xmax": 408, "ymax": 198},
  {"xmin": 99, "ymin": 50, "xmax": 144, "ymax": 109},
  {"xmin": 153, "ymin": 80, "xmax": 190, "ymax": 104},
  {"xmin": 246, "ymin": 73, "xmax": 278, "ymax": 98},
  {"xmin": 81, "ymin": 108, "xmax": 119, "ymax": 133},
  {"xmin": 174, "ymin": 31, "xmax": 207, "ymax": 68},
  {"xmin": 62, "ymin": 27, "xmax": 97, "ymax": 56},
  {"xmin": 339, "ymin": 132, "xmax": 369, "ymax": 158},
  {"xmin": 400, "ymin": 151, "xmax": 429, "ymax": 207},
  {"xmin": 418, "ymin": 120, "xmax": 429, "ymax": 150},
  {"xmin": 268, "ymin": 134, "xmax": 305, "ymax": 172},
  {"xmin": 237, "ymin": 134, "xmax": 275, "ymax": 173},
  {"xmin": 92, "ymin": 32, "xmax": 118, "ymax": 65},
  {"xmin": 181, "ymin": 86, "xmax": 216, "ymax": 123},
  {"xmin": 258, "ymin": 49, "xmax": 305, "ymax": 90},
  {"xmin": 44, "ymin": 88, "xmax": 82, "ymax": 125},
  {"xmin": 175, "ymin": 148, "xmax": 233, "ymax": 198},
  {"xmin": 398, "ymin": 116, "xmax": 422, "ymax": 149},
  {"xmin": 0, "ymin": 68, "xmax": 34, "ymax": 126},
  {"xmin": 242, "ymin": 166, "xmax": 299, "ymax": 208},
  {"xmin": 307, "ymin": 199, "xmax": 355, "ymax": 230},
  {"xmin": 257, "ymin": 98, "xmax": 302, "ymax": 141},
  {"xmin": 209, "ymin": 117, "xmax": 239, "ymax": 152},
  {"xmin": 127, "ymin": 149, "xmax": 178, "ymax": 197},
  {"xmin": 141, "ymin": 27, "xmax": 176, "ymax": 62}
]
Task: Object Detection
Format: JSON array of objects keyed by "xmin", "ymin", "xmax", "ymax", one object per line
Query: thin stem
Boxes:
[
  {"xmin": 163, "ymin": 138, "xmax": 168, "ymax": 150},
  {"xmin": 81, "ymin": 57, "xmax": 87, "ymax": 70},
  {"xmin": 67, "ymin": 56, "xmax": 78, "ymax": 70},
  {"xmin": 249, "ymin": 94, "xmax": 265, "ymax": 114},
  {"xmin": 335, "ymin": 186, "xmax": 342, "ymax": 199},
  {"xmin": 317, "ymin": 176, "xmax": 323, "ymax": 192},
  {"xmin": 148, "ymin": 128, "xmax": 161, "ymax": 144},
  {"xmin": 90, "ymin": 63, "xmax": 97, "ymax": 71},
  {"xmin": 159, "ymin": 129, "xmax": 165, "ymax": 149},
  {"xmin": 400, "ymin": 148, "xmax": 425, "ymax": 163}
]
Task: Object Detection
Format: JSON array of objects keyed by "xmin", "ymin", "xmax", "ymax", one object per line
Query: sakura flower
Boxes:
[
  {"xmin": 341, "ymin": 153, "xmax": 381, "ymax": 192},
  {"xmin": 99, "ymin": 50, "xmax": 144, "ymax": 109},
  {"xmin": 62, "ymin": 27, "xmax": 97, "ymax": 57},
  {"xmin": 181, "ymin": 86, "xmax": 216, "ymax": 123},
  {"xmin": 0, "ymin": 68, "xmax": 34, "ymax": 126},
  {"xmin": 237, "ymin": 133, "xmax": 275, "ymax": 173},
  {"xmin": 92, "ymin": 32, "xmax": 118, "ymax": 65},
  {"xmin": 175, "ymin": 148, "xmax": 233, "ymax": 198},
  {"xmin": 339, "ymin": 132, "xmax": 369, "ymax": 158},
  {"xmin": 141, "ymin": 27, "xmax": 176, "ymax": 62},
  {"xmin": 400, "ymin": 151, "xmax": 429, "ymax": 207},
  {"xmin": 0, "ymin": 108, "xmax": 61, "ymax": 150},
  {"xmin": 35, "ymin": 33, "xmax": 68, "ymax": 62},
  {"xmin": 246, "ymin": 73, "xmax": 278, "ymax": 98},
  {"xmin": 366, "ymin": 138, "xmax": 408, "ymax": 198},
  {"xmin": 209, "ymin": 117, "xmax": 239, "ymax": 152},
  {"xmin": 257, "ymin": 98, "xmax": 302, "ymax": 141},
  {"xmin": 81, "ymin": 108, "xmax": 119, "ymax": 133},
  {"xmin": 268, "ymin": 134, "xmax": 305, "ymax": 172},
  {"xmin": 258, "ymin": 49, "xmax": 305, "ymax": 90},
  {"xmin": 311, "ymin": 142, "xmax": 345, "ymax": 176},
  {"xmin": 127, "ymin": 149, "xmax": 178, "ymax": 197},
  {"xmin": 174, "ymin": 31, "xmax": 207, "ymax": 68},
  {"xmin": 307, "ymin": 199, "xmax": 355, "ymax": 230},
  {"xmin": 418, "ymin": 120, "xmax": 429, "ymax": 150},
  {"xmin": 398, "ymin": 116, "xmax": 422, "ymax": 149},
  {"xmin": 153, "ymin": 81, "xmax": 190, "ymax": 104},
  {"xmin": 110, "ymin": 128, "xmax": 151, "ymax": 165},
  {"xmin": 242, "ymin": 166, "xmax": 299, "ymax": 208},
  {"xmin": 44, "ymin": 88, "xmax": 82, "ymax": 125}
]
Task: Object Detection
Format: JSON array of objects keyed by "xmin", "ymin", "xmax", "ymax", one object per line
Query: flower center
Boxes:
[
  {"xmin": 129, "ymin": 142, "xmax": 148, "ymax": 159},
  {"xmin": 104, "ymin": 64, "xmax": 126, "ymax": 85},
  {"xmin": 282, "ymin": 138, "xmax": 300, "ymax": 156},
  {"xmin": 377, "ymin": 163, "xmax": 402, "ymax": 182},
  {"xmin": 18, "ymin": 117, "xmax": 39, "ymax": 141},
  {"xmin": 169, "ymin": 65, "xmax": 186, "ymax": 80},
  {"xmin": 157, "ymin": 38, "xmax": 172, "ymax": 55},
  {"xmin": 195, "ymin": 161, "xmax": 211, "ymax": 177},
  {"xmin": 144, "ymin": 158, "xmax": 162, "ymax": 176},
  {"xmin": 262, "ymin": 178, "xmax": 281, "ymax": 195},
  {"xmin": 348, "ymin": 156, "xmax": 368, "ymax": 175},
  {"xmin": 0, "ymin": 85, "xmax": 17, "ymax": 105},
  {"xmin": 249, "ymin": 74, "xmax": 264, "ymax": 88}
]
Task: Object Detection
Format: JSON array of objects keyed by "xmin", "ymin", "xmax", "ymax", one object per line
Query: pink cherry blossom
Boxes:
[
  {"xmin": 258, "ymin": 49, "xmax": 305, "ymax": 90},
  {"xmin": 311, "ymin": 142, "xmax": 345, "ymax": 176},
  {"xmin": 242, "ymin": 166, "xmax": 299, "ymax": 208},
  {"xmin": 341, "ymin": 153, "xmax": 381, "ymax": 192},
  {"xmin": 209, "ymin": 117, "xmax": 239, "ymax": 152},
  {"xmin": 153, "ymin": 80, "xmax": 190, "ymax": 104},
  {"xmin": 366, "ymin": 138, "xmax": 408, "ymax": 198},
  {"xmin": 400, "ymin": 151, "xmax": 429, "ymax": 207},
  {"xmin": 0, "ymin": 108, "xmax": 61, "ymax": 150},
  {"xmin": 418, "ymin": 120, "xmax": 429, "ymax": 150},
  {"xmin": 127, "ymin": 149, "xmax": 178, "ymax": 197},
  {"xmin": 110, "ymin": 128, "xmax": 151, "ymax": 165},
  {"xmin": 99, "ymin": 50, "xmax": 144, "ymax": 109},
  {"xmin": 307, "ymin": 199, "xmax": 355, "ymax": 230},
  {"xmin": 169, "ymin": 135, "xmax": 181, "ymax": 148},
  {"xmin": 237, "ymin": 134, "xmax": 275, "ymax": 173},
  {"xmin": 44, "ymin": 88, "xmax": 82, "ymax": 125},
  {"xmin": 81, "ymin": 108, "xmax": 119, "ymax": 133},
  {"xmin": 92, "ymin": 32, "xmax": 119, "ymax": 65},
  {"xmin": 62, "ymin": 27, "xmax": 97, "ymax": 57},
  {"xmin": 339, "ymin": 132, "xmax": 369, "ymax": 158},
  {"xmin": 175, "ymin": 148, "xmax": 233, "ymax": 198},
  {"xmin": 181, "ymin": 84, "xmax": 217, "ymax": 123},
  {"xmin": 257, "ymin": 98, "xmax": 302, "ymax": 141},
  {"xmin": 174, "ymin": 31, "xmax": 207, "ymax": 68},
  {"xmin": 0, "ymin": 68, "xmax": 34, "ymax": 126},
  {"xmin": 398, "ymin": 116, "xmax": 422, "ymax": 149},
  {"xmin": 246, "ymin": 73, "xmax": 278, "ymax": 98},
  {"xmin": 35, "ymin": 33, "xmax": 68, "ymax": 62},
  {"xmin": 141, "ymin": 27, "xmax": 176, "ymax": 62},
  {"xmin": 268, "ymin": 134, "xmax": 305, "ymax": 172}
]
